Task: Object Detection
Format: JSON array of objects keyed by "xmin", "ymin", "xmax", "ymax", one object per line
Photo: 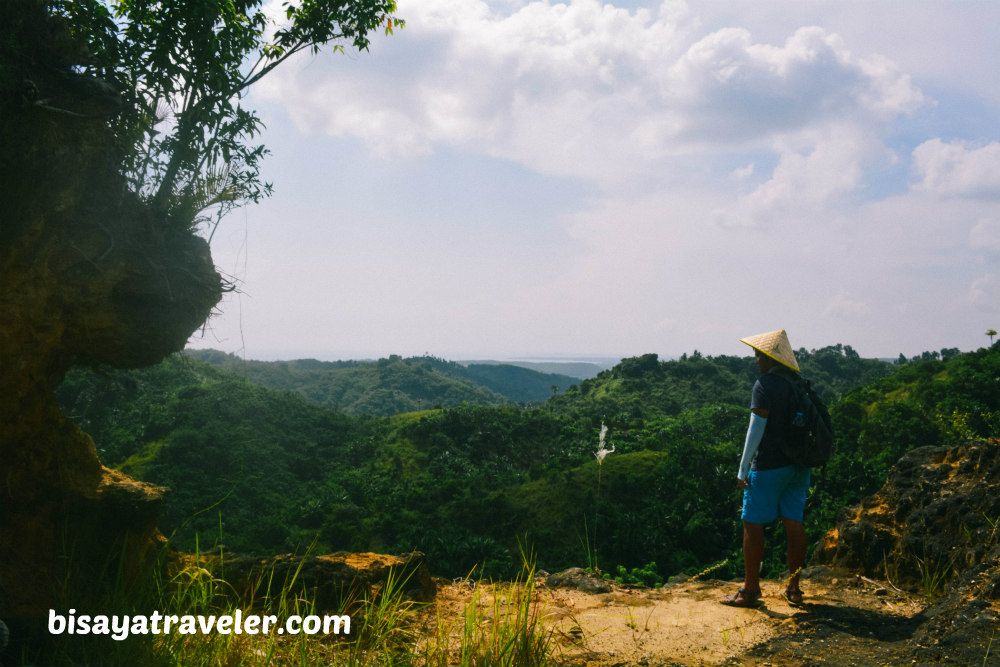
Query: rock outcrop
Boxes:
[
  {"xmin": 173, "ymin": 551, "xmax": 436, "ymax": 615},
  {"xmin": 546, "ymin": 567, "xmax": 613, "ymax": 594},
  {"xmin": 0, "ymin": 0, "xmax": 222, "ymax": 627},
  {"xmin": 813, "ymin": 439, "xmax": 1000, "ymax": 665},
  {"xmin": 812, "ymin": 440, "xmax": 1000, "ymax": 589}
]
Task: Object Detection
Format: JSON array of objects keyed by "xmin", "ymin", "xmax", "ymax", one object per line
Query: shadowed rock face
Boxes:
[
  {"xmin": 206, "ymin": 551, "xmax": 437, "ymax": 613},
  {"xmin": 812, "ymin": 440, "xmax": 1000, "ymax": 589},
  {"xmin": 0, "ymin": 0, "xmax": 222, "ymax": 624},
  {"xmin": 812, "ymin": 440, "xmax": 1000, "ymax": 664}
]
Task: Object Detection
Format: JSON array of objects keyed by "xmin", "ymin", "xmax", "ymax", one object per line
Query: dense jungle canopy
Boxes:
[{"xmin": 57, "ymin": 344, "xmax": 1000, "ymax": 581}]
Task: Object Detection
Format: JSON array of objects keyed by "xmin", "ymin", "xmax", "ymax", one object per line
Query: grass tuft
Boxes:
[{"xmin": 419, "ymin": 551, "xmax": 556, "ymax": 667}]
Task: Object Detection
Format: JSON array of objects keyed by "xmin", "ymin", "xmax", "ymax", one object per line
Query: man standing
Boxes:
[{"xmin": 722, "ymin": 329, "xmax": 809, "ymax": 607}]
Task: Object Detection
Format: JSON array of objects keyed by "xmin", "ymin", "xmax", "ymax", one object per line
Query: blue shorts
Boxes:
[{"xmin": 742, "ymin": 465, "xmax": 810, "ymax": 524}]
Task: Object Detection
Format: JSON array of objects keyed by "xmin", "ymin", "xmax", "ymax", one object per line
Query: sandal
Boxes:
[
  {"xmin": 721, "ymin": 587, "xmax": 763, "ymax": 607},
  {"xmin": 783, "ymin": 588, "xmax": 804, "ymax": 605}
]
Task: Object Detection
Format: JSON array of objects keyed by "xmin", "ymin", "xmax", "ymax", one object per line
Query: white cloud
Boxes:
[
  {"xmin": 255, "ymin": 0, "xmax": 924, "ymax": 189},
  {"xmin": 716, "ymin": 125, "xmax": 875, "ymax": 227},
  {"xmin": 912, "ymin": 139, "xmax": 1000, "ymax": 198},
  {"xmin": 662, "ymin": 26, "xmax": 924, "ymax": 143},
  {"xmin": 207, "ymin": 0, "xmax": 1000, "ymax": 361}
]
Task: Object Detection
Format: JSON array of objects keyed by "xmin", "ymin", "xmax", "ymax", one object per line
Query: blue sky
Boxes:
[{"xmin": 189, "ymin": 0, "xmax": 1000, "ymax": 362}]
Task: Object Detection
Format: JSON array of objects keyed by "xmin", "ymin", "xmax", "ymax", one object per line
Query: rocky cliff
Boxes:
[
  {"xmin": 0, "ymin": 0, "xmax": 222, "ymax": 627},
  {"xmin": 812, "ymin": 439, "xmax": 1000, "ymax": 665}
]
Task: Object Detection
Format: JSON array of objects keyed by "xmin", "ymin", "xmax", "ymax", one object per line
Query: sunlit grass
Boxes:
[
  {"xmin": 31, "ymin": 544, "xmax": 556, "ymax": 667},
  {"xmin": 418, "ymin": 558, "xmax": 556, "ymax": 667}
]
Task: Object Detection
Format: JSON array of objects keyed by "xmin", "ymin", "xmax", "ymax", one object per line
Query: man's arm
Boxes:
[{"xmin": 737, "ymin": 408, "xmax": 769, "ymax": 488}]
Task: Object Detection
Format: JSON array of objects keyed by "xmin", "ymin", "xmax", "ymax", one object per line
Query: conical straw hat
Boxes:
[{"xmin": 739, "ymin": 329, "xmax": 800, "ymax": 372}]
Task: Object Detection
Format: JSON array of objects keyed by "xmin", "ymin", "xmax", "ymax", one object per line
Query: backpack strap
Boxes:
[{"xmin": 770, "ymin": 366, "xmax": 806, "ymax": 394}]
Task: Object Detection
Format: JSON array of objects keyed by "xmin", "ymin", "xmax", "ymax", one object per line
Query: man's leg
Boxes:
[
  {"xmin": 781, "ymin": 517, "xmax": 806, "ymax": 592},
  {"xmin": 743, "ymin": 521, "xmax": 765, "ymax": 592}
]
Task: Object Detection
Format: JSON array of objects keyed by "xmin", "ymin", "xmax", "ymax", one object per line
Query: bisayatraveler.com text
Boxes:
[{"xmin": 49, "ymin": 608, "xmax": 351, "ymax": 641}]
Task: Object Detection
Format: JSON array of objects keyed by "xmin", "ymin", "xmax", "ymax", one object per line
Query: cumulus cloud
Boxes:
[
  {"xmin": 715, "ymin": 124, "xmax": 879, "ymax": 227},
  {"xmin": 662, "ymin": 26, "xmax": 924, "ymax": 143},
  {"xmin": 255, "ymin": 0, "xmax": 924, "ymax": 188},
  {"xmin": 912, "ymin": 139, "xmax": 1000, "ymax": 198},
  {"xmin": 223, "ymin": 0, "xmax": 1000, "ymax": 354}
]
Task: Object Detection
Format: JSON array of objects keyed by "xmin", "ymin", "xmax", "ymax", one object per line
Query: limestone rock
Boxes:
[
  {"xmin": 0, "ymin": 0, "xmax": 221, "ymax": 628},
  {"xmin": 546, "ymin": 567, "xmax": 613, "ymax": 594},
  {"xmin": 812, "ymin": 440, "xmax": 1000, "ymax": 589},
  {"xmin": 215, "ymin": 551, "xmax": 437, "ymax": 612},
  {"xmin": 812, "ymin": 440, "xmax": 1000, "ymax": 665}
]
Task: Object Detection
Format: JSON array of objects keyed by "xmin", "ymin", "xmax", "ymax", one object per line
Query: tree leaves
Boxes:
[{"xmin": 54, "ymin": 0, "xmax": 402, "ymax": 230}]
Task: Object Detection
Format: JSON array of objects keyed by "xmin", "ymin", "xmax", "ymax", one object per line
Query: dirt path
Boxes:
[{"xmin": 424, "ymin": 569, "xmax": 929, "ymax": 667}]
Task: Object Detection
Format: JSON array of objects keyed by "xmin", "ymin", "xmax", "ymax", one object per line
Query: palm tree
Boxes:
[{"xmin": 988, "ymin": 329, "xmax": 997, "ymax": 346}]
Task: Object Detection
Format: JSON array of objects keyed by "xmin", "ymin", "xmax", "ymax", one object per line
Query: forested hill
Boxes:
[
  {"xmin": 545, "ymin": 344, "xmax": 896, "ymax": 422},
  {"xmin": 51, "ymin": 341, "xmax": 992, "ymax": 582},
  {"xmin": 184, "ymin": 349, "xmax": 581, "ymax": 415}
]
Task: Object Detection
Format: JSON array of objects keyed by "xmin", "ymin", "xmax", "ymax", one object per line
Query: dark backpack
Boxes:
[{"xmin": 774, "ymin": 370, "xmax": 834, "ymax": 468}]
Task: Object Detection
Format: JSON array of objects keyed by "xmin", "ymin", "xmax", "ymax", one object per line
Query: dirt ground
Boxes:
[{"xmin": 422, "ymin": 568, "xmax": 939, "ymax": 667}]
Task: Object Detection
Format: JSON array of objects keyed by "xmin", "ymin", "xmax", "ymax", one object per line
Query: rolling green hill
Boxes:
[
  {"xmin": 544, "ymin": 344, "xmax": 895, "ymax": 423},
  {"xmin": 184, "ymin": 349, "xmax": 580, "ymax": 415},
  {"xmin": 55, "ymin": 344, "xmax": 999, "ymax": 580},
  {"xmin": 459, "ymin": 358, "xmax": 610, "ymax": 380}
]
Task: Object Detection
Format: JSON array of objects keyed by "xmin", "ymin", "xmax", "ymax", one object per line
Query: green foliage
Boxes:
[
  {"xmin": 612, "ymin": 561, "xmax": 663, "ymax": 588},
  {"xmin": 460, "ymin": 363, "xmax": 580, "ymax": 402},
  {"xmin": 546, "ymin": 352, "xmax": 749, "ymax": 423},
  {"xmin": 119, "ymin": 439, "xmax": 168, "ymax": 478},
  {"xmin": 61, "ymin": 354, "xmax": 380, "ymax": 553},
  {"xmin": 186, "ymin": 350, "xmax": 578, "ymax": 415},
  {"xmin": 55, "ymin": 345, "xmax": 999, "ymax": 585},
  {"xmin": 497, "ymin": 412, "xmax": 746, "ymax": 579},
  {"xmin": 58, "ymin": 354, "xmax": 230, "ymax": 464},
  {"xmin": 805, "ymin": 345, "xmax": 1000, "ymax": 551},
  {"xmin": 51, "ymin": 0, "xmax": 400, "ymax": 227},
  {"xmin": 546, "ymin": 346, "xmax": 893, "ymax": 425}
]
